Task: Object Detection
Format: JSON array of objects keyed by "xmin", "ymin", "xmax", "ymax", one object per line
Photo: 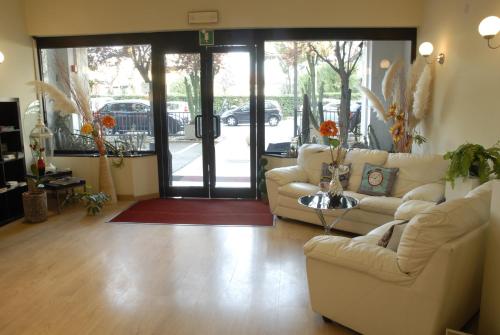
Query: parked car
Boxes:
[
  {"xmin": 220, "ymin": 100, "xmax": 282, "ymax": 126},
  {"xmin": 166, "ymin": 100, "xmax": 191, "ymax": 124},
  {"xmin": 98, "ymin": 100, "xmax": 184, "ymax": 135}
]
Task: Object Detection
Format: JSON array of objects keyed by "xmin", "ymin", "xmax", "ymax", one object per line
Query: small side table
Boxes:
[
  {"xmin": 44, "ymin": 178, "xmax": 86, "ymax": 213},
  {"xmin": 298, "ymin": 194, "xmax": 359, "ymax": 234}
]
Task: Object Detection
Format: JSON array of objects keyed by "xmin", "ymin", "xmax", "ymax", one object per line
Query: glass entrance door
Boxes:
[{"xmin": 164, "ymin": 46, "xmax": 256, "ymax": 198}]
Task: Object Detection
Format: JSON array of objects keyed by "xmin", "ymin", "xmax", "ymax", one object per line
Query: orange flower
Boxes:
[
  {"xmin": 319, "ymin": 120, "xmax": 339, "ymax": 137},
  {"xmin": 101, "ymin": 115, "xmax": 116, "ymax": 128},
  {"xmin": 81, "ymin": 123, "xmax": 94, "ymax": 135},
  {"xmin": 390, "ymin": 120, "xmax": 405, "ymax": 143}
]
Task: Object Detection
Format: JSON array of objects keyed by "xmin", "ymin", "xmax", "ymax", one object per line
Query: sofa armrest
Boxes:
[
  {"xmin": 402, "ymin": 183, "xmax": 444, "ymax": 203},
  {"xmin": 265, "ymin": 165, "xmax": 308, "ymax": 186},
  {"xmin": 304, "ymin": 235, "xmax": 412, "ymax": 284}
]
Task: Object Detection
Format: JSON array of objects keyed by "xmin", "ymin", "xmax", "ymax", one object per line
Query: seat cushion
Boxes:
[
  {"xmin": 358, "ymin": 196, "xmax": 403, "ymax": 216},
  {"xmin": 384, "ymin": 153, "xmax": 449, "ymax": 198},
  {"xmin": 344, "ymin": 149, "xmax": 389, "ymax": 192},
  {"xmin": 278, "ymin": 182, "xmax": 319, "ymax": 198}
]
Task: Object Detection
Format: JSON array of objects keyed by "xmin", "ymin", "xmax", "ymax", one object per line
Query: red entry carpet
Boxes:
[{"xmin": 109, "ymin": 198, "xmax": 274, "ymax": 226}]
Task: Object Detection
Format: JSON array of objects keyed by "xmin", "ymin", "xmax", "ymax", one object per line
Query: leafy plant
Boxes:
[
  {"xmin": 258, "ymin": 158, "xmax": 269, "ymax": 201},
  {"xmin": 444, "ymin": 141, "xmax": 500, "ymax": 187},
  {"xmin": 64, "ymin": 189, "xmax": 110, "ymax": 215}
]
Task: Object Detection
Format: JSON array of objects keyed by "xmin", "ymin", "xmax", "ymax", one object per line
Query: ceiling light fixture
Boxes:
[{"xmin": 0, "ymin": 51, "xmax": 5, "ymax": 64}]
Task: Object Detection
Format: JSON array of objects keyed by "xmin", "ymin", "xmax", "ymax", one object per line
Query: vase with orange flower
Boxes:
[
  {"xmin": 319, "ymin": 120, "xmax": 344, "ymax": 207},
  {"xmin": 80, "ymin": 113, "xmax": 119, "ymax": 203},
  {"xmin": 30, "ymin": 76, "xmax": 123, "ymax": 204}
]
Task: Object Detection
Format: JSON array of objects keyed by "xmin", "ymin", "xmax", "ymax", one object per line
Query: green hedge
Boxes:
[{"xmin": 97, "ymin": 94, "xmax": 361, "ymax": 118}]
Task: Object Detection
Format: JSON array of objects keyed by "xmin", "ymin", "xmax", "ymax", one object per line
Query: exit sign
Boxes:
[{"xmin": 199, "ymin": 30, "xmax": 214, "ymax": 46}]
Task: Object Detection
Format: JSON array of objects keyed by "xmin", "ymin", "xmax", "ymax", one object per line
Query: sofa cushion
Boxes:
[
  {"xmin": 359, "ymin": 196, "xmax": 403, "ymax": 216},
  {"xmin": 397, "ymin": 193, "xmax": 491, "ymax": 275},
  {"xmin": 344, "ymin": 149, "xmax": 389, "ymax": 192},
  {"xmin": 279, "ymin": 182, "xmax": 319, "ymax": 198},
  {"xmin": 297, "ymin": 144, "xmax": 345, "ymax": 185},
  {"xmin": 394, "ymin": 200, "xmax": 436, "ymax": 221},
  {"xmin": 402, "ymin": 183, "xmax": 445, "ymax": 203},
  {"xmin": 358, "ymin": 163, "xmax": 399, "ymax": 196},
  {"xmin": 384, "ymin": 153, "xmax": 449, "ymax": 198}
]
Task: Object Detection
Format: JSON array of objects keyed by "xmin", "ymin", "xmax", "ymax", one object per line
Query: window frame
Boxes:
[{"xmin": 35, "ymin": 28, "xmax": 416, "ymax": 194}]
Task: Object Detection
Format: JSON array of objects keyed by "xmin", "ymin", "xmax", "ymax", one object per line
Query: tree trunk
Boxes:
[
  {"xmin": 339, "ymin": 76, "xmax": 351, "ymax": 148},
  {"xmin": 293, "ymin": 42, "xmax": 299, "ymax": 137},
  {"xmin": 184, "ymin": 77, "xmax": 196, "ymax": 124},
  {"xmin": 307, "ymin": 53, "xmax": 317, "ymax": 113},
  {"xmin": 301, "ymin": 94, "xmax": 311, "ymax": 144}
]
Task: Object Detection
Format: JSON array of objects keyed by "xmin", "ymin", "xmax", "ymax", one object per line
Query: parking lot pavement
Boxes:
[{"xmin": 169, "ymin": 140, "xmax": 203, "ymax": 172}]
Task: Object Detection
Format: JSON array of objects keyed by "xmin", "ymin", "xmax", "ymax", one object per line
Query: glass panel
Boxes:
[
  {"xmin": 40, "ymin": 45, "xmax": 153, "ymax": 153},
  {"xmin": 165, "ymin": 53, "xmax": 203, "ymax": 187},
  {"xmin": 264, "ymin": 40, "xmax": 411, "ymax": 153},
  {"xmin": 214, "ymin": 52, "xmax": 251, "ymax": 188}
]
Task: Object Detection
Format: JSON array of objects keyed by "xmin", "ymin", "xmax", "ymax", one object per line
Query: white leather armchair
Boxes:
[{"xmin": 304, "ymin": 182, "xmax": 493, "ymax": 335}]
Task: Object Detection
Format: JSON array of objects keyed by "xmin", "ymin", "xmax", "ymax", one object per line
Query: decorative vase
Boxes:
[
  {"xmin": 99, "ymin": 155, "xmax": 117, "ymax": 204},
  {"xmin": 328, "ymin": 165, "xmax": 344, "ymax": 207},
  {"xmin": 22, "ymin": 191, "xmax": 48, "ymax": 223}
]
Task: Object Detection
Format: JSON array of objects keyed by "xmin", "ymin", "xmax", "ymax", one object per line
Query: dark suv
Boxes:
[
  {"xmin": 220, "ymin": 100, "xmax": 282, "ymax": 126},
  {"xmin": 98, "ymin": 100, "xmax": 183, "ymax": 135}
]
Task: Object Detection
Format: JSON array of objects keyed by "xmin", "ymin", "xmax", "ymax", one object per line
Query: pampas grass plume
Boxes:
[
  {"xmin": 360, "ymin": 86, "xmax": 387, "ymax": 121},
  {"xmin": 382, "ymin": 59, "xmax": 403, "ymax": 101},
  {"xmin": 413, "ymin": 64, "xmax": 432, "ymax": 120},
  {"xmin": 28, "ymin": 80, "xmax": 77, "ymax": 115}
]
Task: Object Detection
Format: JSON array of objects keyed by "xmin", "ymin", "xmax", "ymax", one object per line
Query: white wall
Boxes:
[
  {"xmin": 23, "ymin": 0, "xmax": 423, "ymax": 36},
  {"xmin": 0, "ymin": 0, "xmax": 37, "ymax": 164},
  {"xmin": 53, "ymin": 155, "xmax": 159, "ymax": 198},
  {"xmin": 418, "ymin": 0, "xmax": 500, "ymax": 154}
]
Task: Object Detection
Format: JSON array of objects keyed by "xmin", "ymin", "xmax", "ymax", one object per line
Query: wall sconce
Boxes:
[
  {"xmin": 0, "ymin": 51, "xmax": 5, "ymax": 64},
  {"xmin": 418, "ymin": 42, "xmax": 445, "ymax": 65},
  {"xmin": 478, "ymin": 16, "xmax": 500, "ymax": 49},
  {"xmin": 379, "ymin": 59, "xmax": 391, "ymax": 69}
]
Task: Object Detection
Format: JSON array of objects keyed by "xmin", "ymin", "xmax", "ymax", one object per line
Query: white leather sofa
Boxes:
[
  {"xmin": 303, "ymin": 182, "xmax": 493, "ymax": 335},
  {"xmin": 265, "ymin": 144, "xmax": 449, "ymax": 234}
]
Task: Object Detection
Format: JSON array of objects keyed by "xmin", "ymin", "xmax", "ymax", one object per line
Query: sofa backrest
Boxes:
[
  {"xmin": 344, "ymin": 148, "xmax": 389, "ymax": 192},
  {"xmin": 397, "ymin": 181, "xmax": 493, "ymax": 275},
  {"xmin": 383, "ymin": 153, "xmax": 449, "ymax": 198}
]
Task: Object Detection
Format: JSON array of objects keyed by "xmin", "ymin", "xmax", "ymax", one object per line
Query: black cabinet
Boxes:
[{"xmin": 0, "ymin": 98, "xmax": 27, "ymax": 226}]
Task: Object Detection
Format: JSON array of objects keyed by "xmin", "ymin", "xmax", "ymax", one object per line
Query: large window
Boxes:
[
  {"xmin": 264, "ymin": 40, "xmax": 412, "ymax": 153},
  {"xmin": 40, "ymin": 45, "xmax": 153, "ymax": 154}
]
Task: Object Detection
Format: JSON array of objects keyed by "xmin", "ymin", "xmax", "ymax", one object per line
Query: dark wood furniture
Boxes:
[{"xmin": 0, "ymin": 98, "xmax": 27, "ymax": 226}]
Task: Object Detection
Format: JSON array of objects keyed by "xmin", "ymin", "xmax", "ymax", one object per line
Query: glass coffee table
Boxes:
[{"xmin": 298, "ymin": 194, "xmax": 359, "ymax": 234}]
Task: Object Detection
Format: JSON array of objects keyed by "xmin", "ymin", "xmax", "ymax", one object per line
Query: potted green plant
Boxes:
[
  {"xmin": 443, "ymin": 142, "xmax": 500, "ymax": 192},
  {"xmin": 63, "ymin": 188, "xmax": 110, "ymax": 215}
]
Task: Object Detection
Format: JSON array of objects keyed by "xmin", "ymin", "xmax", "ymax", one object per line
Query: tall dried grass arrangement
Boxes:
[{"xmin": 360, "ymin": 59, "xmax": 433, "ymax": 152}]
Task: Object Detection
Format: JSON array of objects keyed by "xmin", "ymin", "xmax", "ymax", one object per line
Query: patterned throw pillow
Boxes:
[
  {"xmin": 320, "ymin": 163, "xmax": 351, "ymax": 189},
  {"xmin": 358, "ymin": 163, "xmax": 399, "ymax": 196}
]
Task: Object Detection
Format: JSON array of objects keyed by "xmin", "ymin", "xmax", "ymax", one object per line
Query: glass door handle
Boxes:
[
  {"xmin": 213, "ymin": 115, "xmax": 221, "ymax": 139},
  {"xmin": 195, "ymin": 115, "xmax": 203, "ymax": 138}
]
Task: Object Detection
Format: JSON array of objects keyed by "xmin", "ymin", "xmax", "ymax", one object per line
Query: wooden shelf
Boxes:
[{"xmin": 0, "ymin": 98, "xmax": 26, "ymax": 226}]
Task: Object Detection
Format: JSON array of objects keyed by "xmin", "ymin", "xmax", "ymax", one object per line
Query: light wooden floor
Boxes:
[{"xmin": 0, "ymin": 202, "xmax": 357, "ymax": 335}]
